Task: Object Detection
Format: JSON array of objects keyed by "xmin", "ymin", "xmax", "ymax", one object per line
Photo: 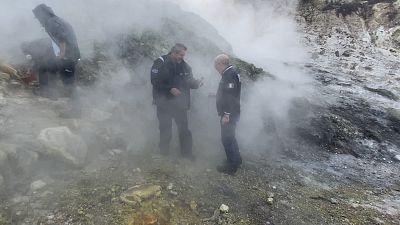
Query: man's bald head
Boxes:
[{"xmin": 214, "ymin": 54, "xmax": 230, "ymax": 74}]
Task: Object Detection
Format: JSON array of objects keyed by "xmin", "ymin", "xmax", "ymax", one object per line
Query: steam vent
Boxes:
[{"xmin": 0, "ymin": 0, "xmax": 399, "ymax": 224}]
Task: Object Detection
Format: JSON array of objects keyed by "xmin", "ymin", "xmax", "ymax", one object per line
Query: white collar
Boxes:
[{"xmin": 222, "ymin": 65, "xmax": 233, "ymax": 75}]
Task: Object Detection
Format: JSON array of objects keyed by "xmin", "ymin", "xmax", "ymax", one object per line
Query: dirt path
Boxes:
[{"xmin": 1, "ymin": 147, "xmax": 398, "ymax": 225}]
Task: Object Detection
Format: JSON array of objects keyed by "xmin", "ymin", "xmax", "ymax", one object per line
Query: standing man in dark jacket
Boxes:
[
  {"xmin": 32, "ymin": 4, "xmax": 80, "ymax": 97},
  {"xmin": 151, "ymin": 43, "xmax": 202, "ymax": 159},
  {"xmin": 214, "ymin": 54, "xmax": 242, "ymax": 175}
]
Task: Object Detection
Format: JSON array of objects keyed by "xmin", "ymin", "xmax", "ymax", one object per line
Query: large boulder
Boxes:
[{"xmin": 37, "ymin": 127, "xmax": 88, "ymax": 167}]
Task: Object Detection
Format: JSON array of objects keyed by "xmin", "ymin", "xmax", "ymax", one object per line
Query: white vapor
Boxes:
[
  {"xmin": 170, "ymin": 0, "xmax": 312, "ymax": 153},
  {"xmin": 0, "ymin": 0, "xmax": 312, "ymax": 163}
]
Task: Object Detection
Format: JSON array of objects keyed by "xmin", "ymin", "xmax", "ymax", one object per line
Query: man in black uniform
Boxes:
[
  {"xmin": 32, "ymin": 4, "xmax": 80, "ymax": 97},
  {"xmin": 151, "ymin": 43, "xmax": 202, "ymax": 159},
  {"xmin": 214, "ymin": 54, "xmax": 242, "ymax": 175}
]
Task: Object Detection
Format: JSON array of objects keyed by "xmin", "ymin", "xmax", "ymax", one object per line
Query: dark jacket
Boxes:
[
  {"xmin": 32, "ymin": 4, "xmax": 80, "ymax": 61},
  {"xmin": 216, "ymin": 66, "xmax": 241, "ymax": 117},
  {"xmin": 151, "ymin": 54, "xmax": 200, "ymax": 110},
  {"xmin": 21, "ymin": 38, "xmax": 56, "ymax": 69}
]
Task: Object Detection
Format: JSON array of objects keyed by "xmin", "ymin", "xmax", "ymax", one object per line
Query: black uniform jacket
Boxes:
[
  {"xmin": 216, "ymin": 66, "xmax": 241, "ymax": 117},
  {"xmin": 151, "ymin": 54, "xmax": 200, "ymax": 110}
]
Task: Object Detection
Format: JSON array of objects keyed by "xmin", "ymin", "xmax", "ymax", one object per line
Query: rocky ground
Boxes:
[{"xmin": 0, "ymin": 0, "xmax": 400, "ymax": 225}]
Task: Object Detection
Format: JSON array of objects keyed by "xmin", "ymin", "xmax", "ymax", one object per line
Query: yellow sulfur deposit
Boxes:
[{"xmin": 0, "ymin": 62, "xmax": 20, "ymax": 79}]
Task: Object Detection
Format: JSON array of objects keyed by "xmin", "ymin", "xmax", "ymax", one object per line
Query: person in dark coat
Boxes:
[
  {"xmin": 214, "ymin": 54, "xmax": 242, "ymax": 175},
  {"xmin": 150, "ymin": 43, "xmax": 203, "ymax": 159},
  {"xmin": 32, "ymin": 3, "xmax": 80, "ymax": 97}
]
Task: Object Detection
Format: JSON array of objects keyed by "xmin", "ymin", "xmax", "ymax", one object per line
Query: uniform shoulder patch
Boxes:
[{"xmin": 152, "ymin": 68, "xmax": 159, "ymax": 74}]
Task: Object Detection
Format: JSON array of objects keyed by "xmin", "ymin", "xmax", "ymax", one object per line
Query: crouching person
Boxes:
[{"xmin": 32, "ymin": 3, "xmax": 80, "ymax": 98}]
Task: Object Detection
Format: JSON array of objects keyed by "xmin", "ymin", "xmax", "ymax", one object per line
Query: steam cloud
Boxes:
[
  {"xmin": 171, "ymin": 0, "xmax": 312, "ymax": 153},
  {"xmin": 0, "ymin": 0, "xmax": 311, "ymax": 161}
]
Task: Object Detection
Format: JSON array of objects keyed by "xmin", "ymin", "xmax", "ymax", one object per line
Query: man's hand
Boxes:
[
  {"xmin": 221, "ymin": 114, "xmax": 230, "ymax": 125},
  {"xmin": 170, "ymin": 87, "xmax": 181, "ymax": 96},
  {"xmin": 198, "ymin": 77, "xmax": 204, "ymax": 87}
]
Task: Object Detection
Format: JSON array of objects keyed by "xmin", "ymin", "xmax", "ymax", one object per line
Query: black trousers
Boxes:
[
  {"xmin": 37, "ymin": 61, "xmax": 58, "ymax": 87},
  {"xmin": 59, "ymin": 59, "xmax": 76, "ymax": 86},
  {"xmin": 221, "ymin": 116, "xmax": 242, "ymax": 166},
  {"xmin": 156, "ymin": 105, "xmax": 193, "ymax": 156},
  {"xmin": 38, "ymin": 59, "xmax": 76, "ymax": 87}
]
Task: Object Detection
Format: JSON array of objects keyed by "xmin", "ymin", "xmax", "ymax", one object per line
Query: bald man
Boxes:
[{"xmin": 214, "ymin": 54, "xmax": 242, "ymax": 175}]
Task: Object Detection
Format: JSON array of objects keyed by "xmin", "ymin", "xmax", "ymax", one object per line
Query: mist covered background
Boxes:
[{"xmin": 0, "ymin": 0, "xmax": 311, "ymax": 162}]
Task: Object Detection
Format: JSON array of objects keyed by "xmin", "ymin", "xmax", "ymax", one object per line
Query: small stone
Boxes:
[
  {"xmin": 169, "ymin": 191, "xmax": 178, "ymax": 196},
  {"xmin": 336, "ymin": 81, "xmax": 352, "ymax": 86},
  {"xmin": 47, "ymin": 215, "xmax": 54, "ymax": 220},
  {"xmin": 393, "ymin": 155, "xmax": 400, "ymax": 162},
  {"xmin": 30, "ymin": 180, "xmax": 47, "ymax": 191},
  {"xmin": 219, "ymin": 204, "xmax": 229, "ymax": 213},
  {"xmin": 190, "ymin": 201, "xmax": 197, "ymax": 211},
  {"xmin": 133, "ymin": 168, "xmax": 142, "ymax": 173},
  {"xmin": 167, "ymin": 183, "xmax": 174, "ymax": 190},
  {"xmin": 335, "ymin": 50, "xmax": 340, "ymax": 57},
  {"xmin": 267, "ymin": 197, "xmax": 274, "ymax": 205},
  {"xmin": 342, "ymin": 50, "xmax": 352, "ymax": 57},
  {"xmin": 374, "ymin": 217, "xmax": 385, "ymax": 224},
  {"xmin": 330, "ymin": 198, "xmax": 338, "ymax": 204}
]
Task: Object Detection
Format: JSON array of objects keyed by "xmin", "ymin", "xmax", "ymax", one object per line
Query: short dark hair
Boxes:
[{"xmin": 171, "ymin": 43, "xmax": 187, "ymax": 53}]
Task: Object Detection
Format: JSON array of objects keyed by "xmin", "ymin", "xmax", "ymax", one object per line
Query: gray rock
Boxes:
[
  {"xmin": 393, "ymin": 155, "xmax": 400, "ymax": 162},
  {"xmin": 30, "ymin": 180, "xmax": 47, "ymax": 192},
  {"xmin": 330, "ymin": 198, "xmax": 339, "ymax": 204},
  {"xmin": 342, "ymin": 49, "xmax": 352, "ymax": 57},
  {"xmin": 120, "ymin": 184, "xmax": 162, "ymax": 205},
  {"xmin": 387, "ymin": 108, "xmax": 400, "ymax": 124},
  {"xmin": 392, "ymin": 28, "xmax": 400, "ymax": 47},
  {"xmin": 219, "ymin": 204, "xmax": 229, "ymax": 213},
  {"xmin": 37, "ymin": 127, "xmax": 88, "ymax": 166},
  {"xmin": 364, "ymin": 86, "xmax": 399, "ymax": 101}
]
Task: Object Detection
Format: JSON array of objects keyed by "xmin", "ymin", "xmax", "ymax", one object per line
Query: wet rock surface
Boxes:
[{"xmin": 295, "ymin": 0, "xmax": 400, "ymax": 162}]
